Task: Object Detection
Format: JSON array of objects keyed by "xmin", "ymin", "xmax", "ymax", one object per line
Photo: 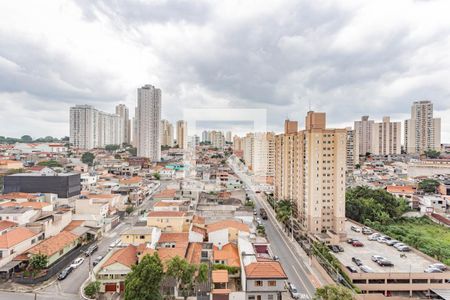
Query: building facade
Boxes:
[
  {"xmin": 354, "ymin": 115, "xmax": 374, "ymax": 156},
  {"xmin": 345, "ymin": 127, "xmax": 359, "ymax": 173},
  {"xmin": 371, "ymin": 116, "xmax": 401, "ymax": 156},
  {"xmin": 136, "ymin": 84, "xmax": 161, "ymax": 161},
  {"xmin": 176, "ymin": 120, "xmax": 188, "ymax": 149},
  {"xmin": 405, "ymin": 100, "xmax": 441, "ymax": 154},
  {"xmin": 115, "ymin": 104, "xmax": 131, "ymax": 144},
  {"xmin": 274, "ymin": 112, "xmax": 346, "ymax": 236},
  {"xmin": 160, "ymin": 119, "xmax": 174, "ymax": 147}
]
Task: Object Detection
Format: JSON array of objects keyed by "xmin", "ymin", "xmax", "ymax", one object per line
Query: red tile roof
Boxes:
[
  {"xmin": 386, "ymin": 185, "xmax": 415, "ymax": 194},
  {"xmin": 0, "ymin": 220, "xmax": 17, "ymax": 231},
  {"xmin": 28, "ymin": 231, "xmax": 78, "ymax": 256},
  {"xmin": 207, "ymin": 220, "xmax": 249, "ymax": 233},
  {"xmin": 245, "ymin": 261, "xmax": 288, "ymax": 279},
  {"xmin": 213, "ymin": 243, "xmax": 240, "ymax": 267},
  {"xmin": 158, "ymin": 232, "xmax": 189, "ymax": 244},
  {"xmin": 212, "ymin": 270, "xmax": 229, "ymax": 283},
  {"xmin": 148, "ymin": 211, "xmax": 186, "ymax": 217},
  {"xmin": 0, "ymin": 227, "xmax": 38, "ymax": 248},
  {"xmin": 103, "ymin": 245, "xmax": 137, "ymax": 268},
  {"xmin": 153, "ymin": 189, "xmax": 177, "ymax": 199}
]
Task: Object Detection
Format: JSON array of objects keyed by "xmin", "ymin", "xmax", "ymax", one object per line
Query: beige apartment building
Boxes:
[
  {"xmin": 176, "ymin": 120, "xmax": 188, "ymax": 149},
  {"xmin": 354, "ymin": 116, "xmax": 374, "ymax": 156},
  {"xmin": 371, "ymin": 117, "xmax": 401, "ymax": 156},
  {"xmin": 160, "ymin": 119, "xmax": 174, "ymax": 147},
  {"xmin": 346, "ymin": 127, "xmax": 359, "ymax": 173},
  {"xmin": 274, "ymin": 112, "xmax": 346, "ymax": 236}
]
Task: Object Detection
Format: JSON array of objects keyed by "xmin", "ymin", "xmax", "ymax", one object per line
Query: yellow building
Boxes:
[
  {"xmin": 147, "ymin": 211, "xmax": 190, "ymax": 232},
  {"xmin": 120, "ymin": 227, "xmax": 155, "ymax": 245},
  {"xmin": 274, "ymin": 112, "xmax": 346, "ymax": 237}
]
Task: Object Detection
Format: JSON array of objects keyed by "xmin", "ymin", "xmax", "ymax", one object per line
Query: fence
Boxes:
[{"xmin": 13, "ymin": 242, "xmax": 93, "ymax": 285}]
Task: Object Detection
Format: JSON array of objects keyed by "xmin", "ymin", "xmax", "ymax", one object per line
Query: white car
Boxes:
[
  {"xmin": 429, "ymin": 263, "xmax": 447, "ymax": 271},
  {"xmin": 371, "ymin": 255, "xmax": 385, "ymax": 262},
  {"xmin": 368, "ymin": 233, "xmax": 381, "ymax": 241},
  {"xmin": 350, "ymin": 225, "xmax": 361, "ymax": 233},
  {"xmin": 360, "ymin": 265, "xmax": 374, "ymax": 273},
  {"xmin": 70, "ymin": 257, "xmax": 85, "ymax": 269}
]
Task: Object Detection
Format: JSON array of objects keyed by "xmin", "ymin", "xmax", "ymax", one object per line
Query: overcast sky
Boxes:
[{"xmin": 0, "ymin": 0, "xmax": 449, "ymax": 141}]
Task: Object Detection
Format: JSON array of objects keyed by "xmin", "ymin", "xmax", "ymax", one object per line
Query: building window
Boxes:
[
  {"xmin": 248, "ymin": 296, "xmax": 255, "ymax": 300},
  {"xmin": 268, "ymin": 295, "xmax": 274, "ymax": 300},
  {"xmin": 268, "ymin": 281, "xmax": 276, "ymax": 287},
  {"xmin": 255, "ymin": 281, "xmax": 263, "ymax": 287}
]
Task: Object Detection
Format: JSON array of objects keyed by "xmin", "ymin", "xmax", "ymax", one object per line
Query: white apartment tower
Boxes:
[
  {"xmin": 405, "ymin": 101, "xmax": 441, "ymax": 154},
  {"xmin": 115, "ymin": 104, "xmax": 131, "ymax": 144},
  {"xmin": 354, "ymin": 116, "xmax": 374, "ymax": 156},
  {"xmin": 372, "ymin": 116, "xmax": 401, "ymax": 155},
  {"xmin": 160, "ymin": 119, "xmax": 174, "ymax": 147},
  {"xmin": 176, "ymin": 120, "xmax": 188, "ymax": 149},
  {"xmin": 70, "ymin": 105, "xmax": 99, "ymax": 149},
  {"xmin": 136, "ymin": 85, "xmax": 161, "ymax": 161},
  {"xmin": 346, "ymin": 127, "xmax": 359, "ymax": 173}
]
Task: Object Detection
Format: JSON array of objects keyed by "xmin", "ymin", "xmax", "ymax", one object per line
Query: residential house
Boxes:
[
  {"xmin": 243, "ymin": 261, "xmax": 288, "ymax": 300},
  {"xmin": 120, "ymin": 227, "xmax": 160, "ymax": 246},
  {"xmin": 0, "ymin": 206, "xmax": 40, "ymax": 225},
  {"xmin": 147, "ymin": 211, "xmax": 190, "ymax": 232},
  {"xmin": 207, "ymin": 220, "xmax": 250, "ymax": 247}
]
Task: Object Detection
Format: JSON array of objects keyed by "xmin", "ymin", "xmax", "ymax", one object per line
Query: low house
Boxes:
[
  {"xmin": 213, "ymin": 243, "xmax": 240, "ymax": 268},
  {"xmin": 27, "ymin": 231, "xmax": 79, "ymax": 267},
  {"xmin": 147, "ymin": 211, "xmax": 190, "ymax": 232},
  {"xmin": 207, "ymin": 220, "xmax": 250, "ymax": 247},
  {"xmin": 0, "ymin": 206, "xmax": 40, "ymax": 225},
  {"xmin": 152, "ymin": 189, "xmax": 177, "ymax": 201},
  {"xmin": 0, "ymin": 201, "xmax": 53, "ymax": 212},
  {"xmin": 243, "ymin": 261, "xmax": 288, "ymax": 300},
  {"xmin": 0, "ymin": 220, "xmax": 16, "ymax": 234},
  {"xmin": 120, "ymin": 227, "xmax": 160, "ymax": 246},
  {"xmin": 0, "ymin": 227, "xmax": 43, "ymax": 271},
  {"xmin": 212, "ymin": 270, "xmax": 231, "ymax": 299},
  {"xmin": 96, "ymin": 245, "xmax": 137, "ymax": 293}
]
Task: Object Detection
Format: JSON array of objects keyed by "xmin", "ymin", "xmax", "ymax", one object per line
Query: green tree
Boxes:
[
  {"xmin": 275, "ymin": 199, "xmax": 293, "ymax": 224},
  {"xmin": 21, "ymin": 135, "xmax": 33, "ymax": 142},
  {"xmin": 153, "ymin": 172, "xmax": 161, "ymax": 180},
  {"xmin": 314, "ymin": 284, "xmax": 354, "ymax": 300},
  {"xmin": 84, "ymin": 281, "xmax": 101, "ymax": 299},
  {"xmin": 124, "ymin": 253, "xmax": 164, "ymax": 300},
  {"xmin": 105, "ymin": 144, "xmax": 120, "ymax": 152},
  {"xmin": 29, "ymin": 254, "xmax": 48, "ymax": 276},
  {"xmin": 125, "ymin": 205, "xmax": 134, "ymax": 215},
  {"xmin": 81, "ymin": 152, "xmax": 95, "ymax": 166},
  {"xmin": 418, "ymin": 179, "xmax": 440, "ymax": 193},
  {"xmin": 37, "ymin": 160, "xmax": 62, "ymax": 168},
  {"xmin": 424, "ymin": 149, "xmax": 440, "ymax": 159},
  {"xmin": 127, "ymin": 147, "xmax": 137, "ymax": 156},
  {"xmin": 166, "ymin": 256, "xmax": 208, "ymax": 300}
]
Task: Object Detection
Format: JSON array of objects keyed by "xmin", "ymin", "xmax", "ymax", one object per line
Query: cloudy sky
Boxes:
[{"xmin": 0, "ymin": 0, "xmax": 449, "ymax": 141}]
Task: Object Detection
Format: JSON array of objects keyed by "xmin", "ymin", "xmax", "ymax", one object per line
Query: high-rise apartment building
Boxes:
[
  {"xmin": 136, "ymin": 84, "xmax": 161, "ymax": 161},
  {"xmin": 70, "ymin": 105, "xmax": 123, "ymax": 149},
  {"xmin": 201, "ymin": 130, "xmax": 209, "ymax": 143},
  {"xmin": 241, "ymin": 133, "xmax": 254, "ymax": 168},
  {"xmin": 176, "ymin": 120, "xmax": 188, "ymax": 149},
  {"xmin": 251, "ymin": 132, "xmax": 275, "ymax": 178},
  {"xmin": 371, "ymin": 116, "xmax": 401, "ymax": 155},
  {"xmin": 70, "ymin": 105, "xmax": 99, "ymax": 149},
  {"xmin": 345, "ymin": 128, "xmax": 359, "ymax": 173},
  {"xmin": 115, "ymin": 104, "xmax": 131, "ymax": 144},
  {"xmin": 405, "ymin": 101, "xmax": 441, "ymax": 154},
  {"xmin": 354, "ymin": 116, "xmax": 374, "ymax": 156},
  {"xmin": 160, "ymin": 119, "xmax": 174, "ymax": 147},
  {"xmin": 274, "ymin": 112, "xmax": 346, "ymax": 236},
  {"xmin": 225, "ymin": 131, "xmax": 232, "ymax": 143},
  {"xmin": 209, "ymin": 130, "xmax": 225, "ymax": 149}
]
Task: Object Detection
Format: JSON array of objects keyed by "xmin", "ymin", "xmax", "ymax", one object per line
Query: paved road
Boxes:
[
  {"xmin": 229, "ymin": 157, "xmax": 316, "ymax": 299},
  {"xmin": 0, "ymin": 291, "xmax": 78, "ymax": 300}
]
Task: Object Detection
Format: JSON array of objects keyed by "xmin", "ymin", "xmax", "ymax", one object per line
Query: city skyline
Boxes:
[{"xmin": 1, "ymin": 1, "xmax": 450, "ymax": 141}]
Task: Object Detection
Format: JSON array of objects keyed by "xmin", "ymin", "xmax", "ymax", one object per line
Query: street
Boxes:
[{"xmin": 228, "ymin": 157, "xmax": 316, "ymax": 299}]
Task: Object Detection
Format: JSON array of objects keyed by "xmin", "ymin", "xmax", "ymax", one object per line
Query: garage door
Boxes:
[
  {"xmin": 120, "ymin": 283, "xmax": 125, "ymax": 292},
  {"xmin": 105, "ymin": 283, "xmax": 116, "ymax": 292}
]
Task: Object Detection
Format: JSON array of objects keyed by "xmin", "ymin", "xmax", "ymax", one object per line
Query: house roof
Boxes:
[
  {"xmin": 213, "ymin": 243, "xmax": 240, "ymax": 267},
  {"xmin": 86, "ymin": 193, "xmax": 117, "ymax": 199},
  {"xmin": 191, "ymin": 225, "xmax": 207, "ymax": 238},
  {"xmin": 0, "ymin": 201, "xmax": 51, "ymax": 210},
  {"xmin": 122, "ymin": 227, "xmax": 154, "ymax": 235},
  {"xmin": 102, "ymin": 245, "xmax": 137, "ymax": 268},
  {"xmin": 63, "ymin": 220, "xmax": 85, "ymax": 232},
  {"xmin": 28, "ymin": 231, "xmax": 78, "ymax": 256},
  {"xmin": 386, "ymin": 185, "xmax": 415, "ymax": 194},
  {"xmin": 157, "ymin": 247, "xmax": 187, "ymax": 262},
  {"xmin": 154, "ymin": 201, "xmax": 180, "ymax": 207},
  {"xmin": 186, "ymin": 242, "xmax": 203, "ymax": 265},
  {"xmin": 192, "ymin": 215, "xmax": 205, "ymax": 225},
  {"xmin": 212, "ymin": 270, "xmax": 229, "ymax": 283},
  {"xmin": 245, "ymin": 262, "xmax": 288, "ymax": 279},
  {"xmin": 153, "ymin": 189, "xmax": 177, "ymax": 198},
  {"xmin": 0, "ymin": 220, "xmax": 17, "ymax": 231},
  {"xmin": 0, "ymin": 227, "xmax": 38, "ymax": 249},
  {"xmin": 148, "ymin": 211, "xmax": 186, "ymax": 218},
  {"xmin": 120, "ymin": 176, "xmax": 142, "ymax": 185},
  {"xmin": 207, "ymin": 220, "xmax": 249, "ymax": 233},
  {"xmin": 158, "ymin": 232, "xmax": 189, "ymax": 244},
  {"xmin": 0, "ymin": 192, "xmax": 37, "ymax": 200}
]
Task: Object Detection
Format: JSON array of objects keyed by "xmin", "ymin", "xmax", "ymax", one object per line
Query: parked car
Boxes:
[
  {"xmin": 253, "ymin": 209, "xmax": 257, "ymax": 215},
  {"xmin": 328, "ymin": 245, "xmax": 340, "ymax": 253},
  {"xmin": 347, "ymin": 238, "xmax": 355, "ymax": 244},
  {"xmin": 352, "ymin": 240, "xmax": 364, "ymax": 247},
  {"xmin": 352, "ymin": 257, "xmax": 363, "ymax": 266},
  {"xmin": 371, "ymin": 255, "xmax": 385, "ymax": 262},
  {"xmin": 351, "ymin": 225, "xmax": 361, "ymax": 233},
  {"xmin": 362, "ymin": 227, "xmax": 373, "ymax": 235},
  {"xmin": 70, "ymin": 257, "xmax": 85, "ymax": 269},
  {"xmin": 286, "ymin": 282, "xmax": 300, "ymax": 299},
  {"xmin": 429, "ymin": 263, "xmax": 447, "ymax": 271},
  {"xmin": 336, "ymin": 245, "xmax": 344, "ymax": 252},
  {"xmin": 84, "ymin": 244, "xmax": 98, "ymax": 256},
  {"xmin": 393, "ymin": 242, "xmax": 406, "ymax": 249},
  {"xmin": 93, "ymin": 255, "xmax": 104, "ymax": 266},
  {"xmin": 273, "ymin": 255, "xmax": 280, "ymax": 261},
  {"xmin": 109, "ymin": 238, "xmax": 121, "ymax": 250},
  {"xmin": 58, "ymin": 266, "xmax": 73, "ymax": 280},
  {"xmin": 397, "ymin": 245, "xmax": 411, "ymax": 252},
  {"xmin": 386, "ymin": 240, "xmax": 400, "ymax": 246},
  {"xmin": 377, "ymin": 259, "xmax": 394, "ymax": 267},
  {"xmin": 360, "ymin": 265, "xmax": 374, "ymax": 273},
  {"xmin": 424, "ymin": 267, "xmax": 443, "ymax": 273},
  {"xmin": 368, "ymin": 233, "xmax": 381, "ymax": 241},
  {"xmin": 346, "ymin": 266, "xmax": 358, "ymax": 273}
]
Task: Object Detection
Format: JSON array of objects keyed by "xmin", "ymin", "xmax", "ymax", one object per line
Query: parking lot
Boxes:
[{"xmin": 331, "ymin": 222, "xmax": 442, "ymax": 273}]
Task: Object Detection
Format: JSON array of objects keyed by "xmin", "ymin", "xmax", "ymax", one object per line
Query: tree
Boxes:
[
  {"xmin": 166, "ymin": 256, "xmax": 208, "ymax": 300},
  {"xmin": 424, "ymin": 149, "xmax": 440, "ymax": 159},
  {"xmin": 314, "ymin": 284, "xmax": 354, "ymax": 300},
  {"xmin": 125, "ymin": 205, "xmax": 134, "ymax": 215},
  {"xmin": 418, "ymin": 179, "xmax": 440, "ymax": 193},
  {"xmin": 105, "ymin": 144, "xmax": 120, "ymax": 152},
  {"xmin": 81, "ymin": 152, "xmax": 95, "ymax": 166},
  {"xmin": 29, "ymin": 254, "xmax": 48, "ymax": 276},
  {"xmin": 127, "ymin": 147, "xmax": 137, "ymax": 156},
  {"xmin": 21, "ymin": 135, "xmax": 33, "ymax": 142},
  {"xmin": 84, "ymin": 281, "xmax": 101, "ymax": 299},
  {"xmin": 276, "ymin": 199, "xmax": 293, "ymax": 225},
  {"xmin": 153, "ymin": 172, "xmax": 161, "ymax": 180},
  {"xmin": 37, "ymin": 160, "xmax": 62, "ymax": 168},
  {"xmin": 124, "ymin": 253, "xmax": 164, "ymax": 300}
]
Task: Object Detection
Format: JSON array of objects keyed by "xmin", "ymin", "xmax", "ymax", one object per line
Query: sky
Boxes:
[{"xmin": 0, "ymin": 0, "xmax": 449, "ymax": 141}]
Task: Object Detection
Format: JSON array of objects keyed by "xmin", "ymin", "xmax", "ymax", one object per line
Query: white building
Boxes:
[
  {"xmin": 354, "ymin": 115, "xmax": 374, "ymax": 156},
  {"xmin": 371, "ymin": 116, "xmax": 402, "ymax": 156},
  {"xmin": 136, "ymin": 85, "xmax": 161, "ymax": 161},
  {"xmin": 160, "ymin": 119, "xmax": 174, "ymax": 147},
  {"xmin": 405, "ymin": 100, "xmax": 441, "ymax": 154},
  {"xmin": 176, "ymin": 120, "xmax": 188, "ymax": 149},
  {"xmin": 115, "ymin": 104, "xmax": 131, "ymax": 144}
]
